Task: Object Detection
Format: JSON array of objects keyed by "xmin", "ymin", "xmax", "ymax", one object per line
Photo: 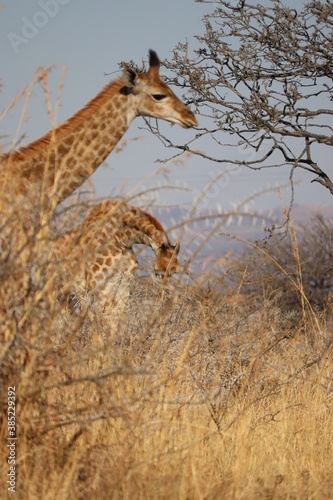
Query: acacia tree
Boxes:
[{"xmin": 153, "ymin": 0, "xmax": 333, "ymax": 201}]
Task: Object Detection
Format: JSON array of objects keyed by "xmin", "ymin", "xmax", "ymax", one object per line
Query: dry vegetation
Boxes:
[
  {"xmin": 1, "ymin": 77, "xmax": 333, "ymax": 500},
  {"xmin": 1, "ymin": 198, "xmax": 333, "ymax": 500}
]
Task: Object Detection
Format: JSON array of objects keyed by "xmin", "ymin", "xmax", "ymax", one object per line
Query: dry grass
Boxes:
[
  {"xmin": 1, "ymin": 73, "xmax": 333, "ymax": 500},
  {"xmin": 1, "ymin": 258, "xmax": 333, "ymax": 499}
]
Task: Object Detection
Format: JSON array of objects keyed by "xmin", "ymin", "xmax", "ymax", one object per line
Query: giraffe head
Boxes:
[
  {"xmin": 121, "ymin": 50, "xmax": 198, "ymax": 128},
  {"xmin": 154, "ymin": 240, "xmax": 181, "ymax": 278}
]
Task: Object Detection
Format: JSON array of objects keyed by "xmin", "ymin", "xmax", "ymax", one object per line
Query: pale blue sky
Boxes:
[{"xmin": 1, "ymin": 0, "xmax": 332, "ymax": 218}]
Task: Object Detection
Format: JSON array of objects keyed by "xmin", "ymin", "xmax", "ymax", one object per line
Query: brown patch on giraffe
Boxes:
[
  {"xmin": 107, "ymin": 125, "xmax": 116, "ymax": 137},
  {"xmin": 110, "ymin": 95, "xmax": 123, "ymax": 109},
  {"xmin": 63, "ymin": 135, "xmax": 75, "ymax": 147},
  {"xmin": 88, "ymin": 122, "xmax": 99, "ymax": 131},
  {"xmin": 105, "ymin": 257, "xmax": 112, "ymax": 267},
  {"xmin": 96, "ymin": 236, "xmax": 104, "ymax": 246},
  {"xmin": 104, "ymin": 102, "xmax": 116, "ymax": 114},
  {"xmin": 96, "ymin": 256, "xmax": 104, "ymax": 266},
  {"xmin": 115, "ymin": 117, "xmax": 123, "ymax": 130},
  {"xmin": 76, "ymin": 146, "xmax": 86, "ymax": 156},
  {"xmin": 21, "ymin": 161, "xmax": 45, "ymax": 182},
  {"xmin": 63, "ymin": 157, "xmax": 74, "ymax": 169},
  {"xmin": 57, "ymin": 143, "xmax": 69, "ymax": 156},
  {"xmin": 88, "ymin": 131, "xmax": 99, "ymax": 142}
]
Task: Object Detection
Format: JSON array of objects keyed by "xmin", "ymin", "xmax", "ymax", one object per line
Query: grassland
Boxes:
[{"xmin": 1, "ymin": 215, "xmax": 333, "ymax": 499}]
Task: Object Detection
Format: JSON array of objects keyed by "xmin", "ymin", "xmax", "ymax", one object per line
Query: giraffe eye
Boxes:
[{"xmin": 152, "ymin": 94, "xmax": 166, "ymax": 101}]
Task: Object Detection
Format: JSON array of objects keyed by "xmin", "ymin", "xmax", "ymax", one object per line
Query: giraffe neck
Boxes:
[
  {"xmin": 49, "ymin": 201, "xmax": 170, "ymax": 284},
  {"xmin": 76, "ymin": 201, "xmax": 169, "ymax": 255},
  {"xmin": 113, "ymin": 203, "xmax": 170, "ymax": 253},
  {"xmin": 1, "ymin": 79, "xmax": 137, "ymax": 208}
]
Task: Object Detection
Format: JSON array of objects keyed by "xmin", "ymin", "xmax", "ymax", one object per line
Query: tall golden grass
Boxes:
[{"xmin": 1, "ymin": 277, "xmax": 332, "ymax": 499}]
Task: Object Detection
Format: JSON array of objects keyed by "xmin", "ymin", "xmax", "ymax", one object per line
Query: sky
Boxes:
[{"xmin": 1, "ymin": 0, "xmax": 332, "ymax": 227}]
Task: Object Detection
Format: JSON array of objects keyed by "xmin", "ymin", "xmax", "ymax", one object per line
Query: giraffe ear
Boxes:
[
  {"xmin": 174, "ymin": 239, "xmax": 181, "ymax": 254},
  {"xmin": 122, "ymin": 67, "xmax": 138, "ymax": 89}
]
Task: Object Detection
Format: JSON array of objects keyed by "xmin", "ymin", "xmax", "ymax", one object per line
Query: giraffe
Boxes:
[
  {"xmin": 48, "ymin": 200, "xmax": 181, "ymax": 314},
  {"xmin": 0, "ymin": 50, "xmax": 197, "ymax": 213}
]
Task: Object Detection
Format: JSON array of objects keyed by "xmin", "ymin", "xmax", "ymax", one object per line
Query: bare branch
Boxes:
[{"xmin": 154, "ymin": 0, "xmax": 333, "ymax": 200}]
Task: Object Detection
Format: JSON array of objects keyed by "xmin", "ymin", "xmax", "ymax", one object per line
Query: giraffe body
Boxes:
[
  {"xmin": 0, "ymin": 51, "xmax": 197, "ymax": 212},
  {"xmin": 50, "ymin": 200, "xmax": 180, "ymax": 312}
]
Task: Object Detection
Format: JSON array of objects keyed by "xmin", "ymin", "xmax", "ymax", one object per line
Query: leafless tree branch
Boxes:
[{"xmin": 149, "ymin": 0, "xmax": 333, "ymax": 198}]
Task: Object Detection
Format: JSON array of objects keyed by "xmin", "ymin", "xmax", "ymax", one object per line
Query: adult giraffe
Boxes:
[{"xmin": 0, "ymin": 50, "xmax": 197, "ymax": 211}]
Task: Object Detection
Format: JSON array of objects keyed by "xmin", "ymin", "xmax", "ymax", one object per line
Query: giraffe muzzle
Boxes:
[{"xmin": 180, "ymin": 112, "xmax": 198, "ymax": 129}]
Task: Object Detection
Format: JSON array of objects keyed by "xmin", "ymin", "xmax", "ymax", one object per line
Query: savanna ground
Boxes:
[{"xmin": 0, "ymin": 201, "xmax": 333, "ymax": 500}]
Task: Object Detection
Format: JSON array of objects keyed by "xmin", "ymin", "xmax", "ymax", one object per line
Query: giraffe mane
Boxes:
[
  {"xmin": 1, "ymin": 78, "xmax": 124, "ymax": 163},
  {"xmin": 142, "ymin": 209, "xmax": 170, "ymax": 244}
]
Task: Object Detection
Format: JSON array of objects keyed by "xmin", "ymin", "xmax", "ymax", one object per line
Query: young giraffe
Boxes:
[
  {"xmin": 49, "ymin": 200, "xmax": 181, "ymax": 313},
  {"xmin": 0, "ymin": 50, "xmax": 197, "ymax": 212}
]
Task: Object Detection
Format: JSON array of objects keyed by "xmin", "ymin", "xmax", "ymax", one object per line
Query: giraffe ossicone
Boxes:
[{"xmin": 0, "ymin": 50, "xmax": 197, "ymax": 211}]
